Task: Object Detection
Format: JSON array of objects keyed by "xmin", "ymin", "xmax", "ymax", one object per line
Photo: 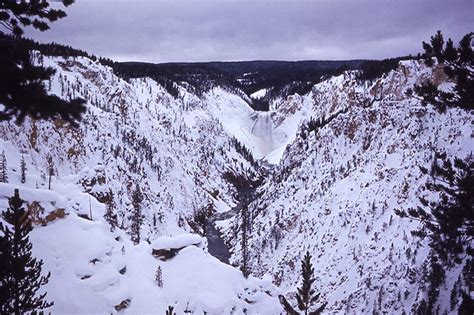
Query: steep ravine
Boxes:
[
  {"xmin": 222, "ymin": 60, "xmax": 473, "ymax": 314},
  {"xmin": 206, "ymin": 187, "xmax": 260, "ymax": 265},
  {"xmin": 206, "ymin": 110, "xmax": 281, "ymax": 265},
  {"xmin": 206, "ymin": 211, "xmax": 234, "ymax": 264}
]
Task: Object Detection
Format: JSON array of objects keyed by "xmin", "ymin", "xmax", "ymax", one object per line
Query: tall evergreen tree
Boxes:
[
  {"xmin": 190, "ymin": 203, "xmax": 213, "ymax": 236},
  {"xmin": 0, "ymin": 150, "xmax": 7, "ymax": 183},
  {"xmin": 104, "ymin": 190, "xmax": 118, "ymax": 232},
  {"xmin": 0, "ymin": 189, "xmax": 53, "ymax": 314},
  {"xmin": 395, "ymin": 152, "xmax": 473, "ymax": 311},
  {"xmin": 20, "ymin": 154, "xmax": 26, "ymax": 184},
  {"xmin": 407, "ymin": 31, "xmax": 473, "ymax": 112},
  {"xmin": 47, "ymin": 155, "xmax": 54, "ymax": 190},
  {"xmin": 395, "ymin": 152, "xmax": 473, "ymax": 265},
  {"xmin": 279, "ymin": 251, "xmax": 327, "ymax": 315},
  {"xmin": 0, "ymin": 0, "xmax": 86, "ymax": 125},
  {"xmin": 130, "ymin": 184, "xmax": 143, "ymax": 245},
  {"xmin": 240, "ymin": 199, "xmax": 250, "ymax": 278}
]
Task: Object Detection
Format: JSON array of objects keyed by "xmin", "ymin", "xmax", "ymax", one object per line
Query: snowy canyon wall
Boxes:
[
  {"xmin": 0, "ymin": 52, "xmax": 472, "ymax": 314},
  {"xmin": 0, "ymin": 53, "xmax": 283, "ymax": 314},
  {"xmin": 224, "ymin": 60, "xmax": 473, "ymax": 314}
]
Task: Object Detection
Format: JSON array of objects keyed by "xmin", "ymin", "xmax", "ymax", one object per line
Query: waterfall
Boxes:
[{"xmin": 250, "ymin": 112, "xmax": 275, "ymax": 157}]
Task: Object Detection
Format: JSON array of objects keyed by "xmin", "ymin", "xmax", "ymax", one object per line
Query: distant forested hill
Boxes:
[{"xmin": 1, "ymin": 32, "xmax": 415, "ymax": 110}]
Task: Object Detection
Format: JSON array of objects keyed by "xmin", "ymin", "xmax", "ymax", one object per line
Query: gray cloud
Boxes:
[{"xmin": 23, "ymin": 0, "xmax": 474, "ymax": 62}]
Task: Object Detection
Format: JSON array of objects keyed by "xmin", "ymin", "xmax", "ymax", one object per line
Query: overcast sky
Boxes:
[{"xmin": 23, "ymin": 0, "xmax": 474, "ymax": 63}]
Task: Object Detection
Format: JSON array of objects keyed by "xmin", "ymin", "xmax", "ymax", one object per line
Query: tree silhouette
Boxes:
[
  {"xmin": 130, "ymin": 184, "xmax": 143, "ymax": 244},
  {"xmin": 0, "ymin": 0, "xmax": 74, "ymax": 36},
  {"xmin": 154, "ymin": 266, "xmax": 163, "ymax": 287},
  {"xmin": 407, "ymin": 31, "xmax": 473, "ymax": 112},
  {"xmin": 395, "ymin": 152, "xmax": 473, "ymax": 311},
  {"xmin": 104, "ymin": 190, "xmax": 118, "ymax": 231},
  {"xmin": 395, "ymin": 152, "xmax": 473, "ymax": 265},
  {"xmin": 0, "ymin": 150, "xmax": 7, "ymax": 183},
  {"xmin": 166, "ymin": 305, "xmax": 176, "ymax": 315},
  {"xmin": 0, "ymin": 189, "xmax": 53, "ymax": 314},
  {"xmin": 279, "ymin": 251, "xmax": 327, "ymax": 315},
  {"xmin": 0, "ymin": 0, "xmax": 86, "ymax": 126},
  {"xmin": 20, "ymin": 154, "xmax": 26, "ymax": 184}
]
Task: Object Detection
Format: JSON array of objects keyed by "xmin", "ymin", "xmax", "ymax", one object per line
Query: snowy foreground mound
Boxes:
[
  {"xmin": 0, "ymin": 184, "xmax": 281, "ymax": 314},
  {"xmin": 31, "ymin": 214, "xmax": 279, "ymax": 314}
]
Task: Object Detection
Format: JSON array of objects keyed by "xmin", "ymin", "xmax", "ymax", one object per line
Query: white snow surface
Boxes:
[
  {"xmin": 151, "ymin": 233, "xmax": 204, "ymax": 250},
  {"xmin": 29, "ymin": 212, "xmax": 281, "ymax": 314}
]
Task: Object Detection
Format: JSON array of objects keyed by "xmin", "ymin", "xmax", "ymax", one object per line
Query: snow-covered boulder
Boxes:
[{"xmin": 151, "ymin": 233, "xmax": 205, "ymax": 260}]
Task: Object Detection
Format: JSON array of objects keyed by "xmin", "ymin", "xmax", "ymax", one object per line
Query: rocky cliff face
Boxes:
[
  {"xmin": 0, "ymin": 52, "xmax": 265, "ymax": 235},
  {"xmin": 223, "ymin": 60, "xmax": 472, "ymax": 314}
]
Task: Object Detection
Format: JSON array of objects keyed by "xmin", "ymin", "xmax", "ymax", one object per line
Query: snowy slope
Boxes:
[
  {"xmin": 0, "ymin": 52, "xmax": 264, "ymax": 232},
  {"xmin": 0, "ymin": 53, "xmax": 283, "ymax": 314},
  {"xmin": 223, "ymin": 60, "xmax": 473, "ymax": 314}
]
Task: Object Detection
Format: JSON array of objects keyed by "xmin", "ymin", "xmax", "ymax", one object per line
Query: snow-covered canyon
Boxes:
[{"xmin": 0, "ymin": 52, "xmax": 472, "ymax": 314}]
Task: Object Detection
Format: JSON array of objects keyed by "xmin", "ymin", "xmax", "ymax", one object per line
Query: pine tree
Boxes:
[
  {"xmin": 0, "ymin": 1, "xmax": 86, "ymax": 125},
  {"xmin": 279, "ymin": 251, "xmax": 327, "ymax": 315},
  {"xmin": 155, "ymin": 266, "xmax": 163, "ymax": 287},
  {"xmin": 104, "ymin": 190, "xmax": 118, "ymax": 231},
  {"xmin": 166, "ymin": 305, "xmax": 176, "ymax": 315},
  {"xmin": 130, "ymin": 184, "xmax": 143, "ymax": 245},
  {"xmin": 240, "ymin": 201, "xmax": 250, "ymax": 278},
  {"xmin": 0, "ymin": 0, "xmax": 75, "ymax": 37},
  {"xmin": 407, "ymin": 31, "xmax": 473, "ymax": 112},
  {"xmin": 395, "ymin": 152, "xmax": 473, "ymax": 311},
  {"xmin": 20, "ymin": 154, "xmax": 26, "ymax": 184},
  {"xmin": 48, "ymin": 156, "xmax": 54, "ymax": 191},
  {"xmin": 0, "ymin": 189, "xmax": 53, "ymax": 314},
  {"xmin": 192, "ymin": 203, "xmax": 214, "ymax": 236},
  {"xmin": 395, "ymin": 152, "xmax": 473, "ymax": 265},
  {"xmin": 0, "ymin": 150, "xmax": 7, "ymax": 183}
]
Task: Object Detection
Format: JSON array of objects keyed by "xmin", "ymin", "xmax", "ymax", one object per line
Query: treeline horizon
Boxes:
[{"xmin": 1, "ymin": 32, "xmax": 419, "ymax": 110}]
